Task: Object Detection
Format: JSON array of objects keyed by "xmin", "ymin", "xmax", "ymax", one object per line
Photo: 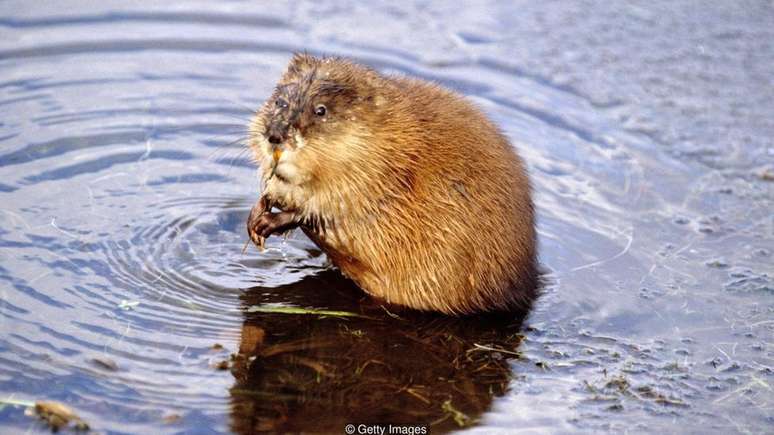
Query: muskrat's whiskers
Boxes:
[
  {"xmin": 226, "ymin": 146, "xmax": 252, "ymax": 170},
  {"xmin": 200, "ymin": 128, "xmax": 250, "ymax": 149},
  {"xmin": 220, "ymin": 99, "xmax": 260, "ymax": 117},
  {"xmin": 214, "ymin": 113, "xmax": 257, "ymax": 124},
  {"xmin": 205, "ymin": 133, "xmax": 250, "ymax": 158}
]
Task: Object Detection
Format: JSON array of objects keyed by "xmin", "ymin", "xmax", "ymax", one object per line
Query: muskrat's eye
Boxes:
[
  {"xmin": 275, "ymin": 98, "xmax": 287, "ymax": 109},
  {"xmin": 314, "ymin": 105, "xmax": 327, "ymax": 117}
]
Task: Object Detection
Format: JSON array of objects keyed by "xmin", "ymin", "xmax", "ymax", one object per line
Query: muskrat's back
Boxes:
[{"xmin": 247, "ymin": 54, "xmax": 537, "ymax": 315}]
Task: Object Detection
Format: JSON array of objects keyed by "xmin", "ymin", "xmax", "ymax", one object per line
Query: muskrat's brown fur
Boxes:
[{"xmin": 247, "ymin": 53, "xmax": 537, "ymax": 315}]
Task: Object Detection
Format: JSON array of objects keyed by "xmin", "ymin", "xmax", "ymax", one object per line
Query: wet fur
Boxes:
[{"xmin": 249, "ymin": 54, "xmax": 537, "ymax": 315}]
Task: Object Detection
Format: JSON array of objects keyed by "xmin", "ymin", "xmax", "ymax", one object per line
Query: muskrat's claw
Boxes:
[
  {"xmin": 247, "ymin": 195, "xmax": 270, "ymax": 250},
  {"xmin": 246, "ymin": 195, "xmax": 300, "ymax": 251}
]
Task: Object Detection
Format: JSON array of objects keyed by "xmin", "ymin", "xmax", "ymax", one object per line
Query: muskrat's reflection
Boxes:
[{"xmin": 229, "ymin": 270, "xmax": 529, "ymax": 433}]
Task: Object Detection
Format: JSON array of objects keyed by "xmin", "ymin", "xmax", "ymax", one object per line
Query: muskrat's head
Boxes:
[{"xmin": 250, "ymin": 54, "xmax": 385, "ymax": 191}]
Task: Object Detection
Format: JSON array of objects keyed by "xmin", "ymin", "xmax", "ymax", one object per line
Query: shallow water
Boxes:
[{"xmin": 1, "ymin": 1, "xmax": 772, "ymax": 433}]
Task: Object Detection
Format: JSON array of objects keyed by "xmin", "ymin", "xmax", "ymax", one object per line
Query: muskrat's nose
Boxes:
[{"xmin": 265, "ymin": 121, "xmax": 288, "ymax": 146}]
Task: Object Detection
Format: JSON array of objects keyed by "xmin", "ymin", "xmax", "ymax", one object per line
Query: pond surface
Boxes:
[{"xmin": 1, "ymin": 1, "xmax": 772, "ymax": 433}]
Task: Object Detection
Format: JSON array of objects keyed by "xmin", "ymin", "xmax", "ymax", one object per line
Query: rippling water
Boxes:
[{"xmin": 1, "ymin": 1, "xmax": 772, "ymax": 433}]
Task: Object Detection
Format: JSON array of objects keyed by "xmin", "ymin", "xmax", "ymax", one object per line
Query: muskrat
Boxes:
[{"xmin": 246, "ymin": 53, "xmax": 537, "ymax": 315}]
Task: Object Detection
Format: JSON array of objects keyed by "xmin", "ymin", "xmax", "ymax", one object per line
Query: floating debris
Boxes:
[
  {"xmin": 91, "ymin": 356, "xmax": 119, "ymax": 371},
  {"xmin": 705, "ymin": 258, "xmax": 730, "ymax": 269},
  {"xmin": 26, "ymin": 401, "xmax": 90, "ymax": 432},
  {"xmin": 605, "ymin": 375, "xmax": 630, "ymax": 393},
  {"xmin": 535, "ymin": 361, "xmax": 550, "ymax": 370},
  {"xmin": 757, "ymin": 165, "xmax": 774, "ymax": 181},
  {"xmin": 212, "ymin": 360, "xmax": 230, "ymax": 370},
  {"xmin": 117, "ymin": 300, "xmax": 140, "ymax": 310},
  {"xmin": 469, "ymin": 343, "xmax": 522, "ymax": 357},
  {"xmin": 441, "ymin": 399, "xmax": 472, "ymax": 427},
  {"xmin": 162, "ymin": 413, "xmax": 182, "ymax": 424}
]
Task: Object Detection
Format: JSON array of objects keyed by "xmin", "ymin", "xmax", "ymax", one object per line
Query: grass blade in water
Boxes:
[{"xmin": 246, "ymin": 304, "xmax": 365, "ymax": 318}]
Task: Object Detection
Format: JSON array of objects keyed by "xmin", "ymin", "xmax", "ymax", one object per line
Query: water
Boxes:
[{"xmin": 1, "ymin": 1, "xmax": 772, "ymax": 433}]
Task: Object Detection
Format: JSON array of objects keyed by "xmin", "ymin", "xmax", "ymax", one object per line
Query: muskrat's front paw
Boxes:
[
  {"xmin": 246, "ymin": 196, "xmax": 269, "ymax": 248},
  {"xmin": 252, "ymin": 211, "xmax": 299, "ymax": 238},
  {"xmin": 246, "ymin": 197, "xmax": 299, "ymax": 249}
]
